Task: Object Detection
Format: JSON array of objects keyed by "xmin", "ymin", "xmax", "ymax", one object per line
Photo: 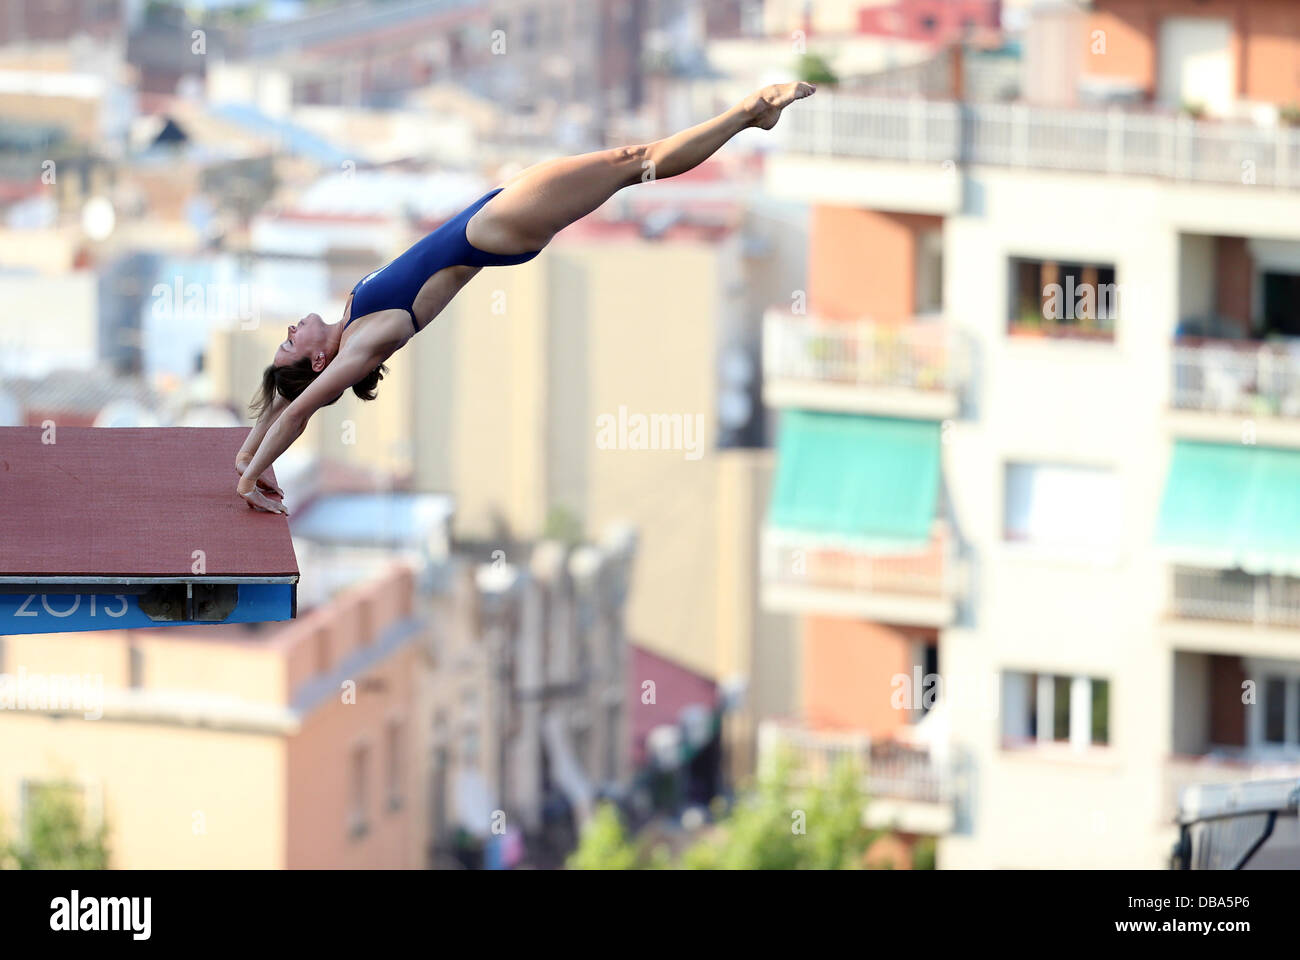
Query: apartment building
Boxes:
[
  {"xmin": 758, "ymin": 0, "xmax": 1300, "ymax": 867},
  {"xmin": 216, "ymin": 0, "xmax": 485, "ymax": 111},
  {"xmin": 483, "ymin": 0, "xmax": 649, "ymax": 145}
]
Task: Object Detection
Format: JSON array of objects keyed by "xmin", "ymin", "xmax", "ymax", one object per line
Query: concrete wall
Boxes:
[
  {"xmin": 802, "ymin": 616, "xmax": 916, "ymax": 735},
  {"xmin": 809, "ymin": 206, "xmax": 941, "ymax": 323}
]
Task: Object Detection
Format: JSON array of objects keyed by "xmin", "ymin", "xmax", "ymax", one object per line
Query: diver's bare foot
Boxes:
[{"xmin": 742, "ymin": 81, "xmax": 817, "ymax": 130}]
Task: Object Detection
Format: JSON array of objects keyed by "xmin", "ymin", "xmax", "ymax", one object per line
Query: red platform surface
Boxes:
[{"xmin": 0, "ymin": 427, "xmax": 298, "ymax": 579}]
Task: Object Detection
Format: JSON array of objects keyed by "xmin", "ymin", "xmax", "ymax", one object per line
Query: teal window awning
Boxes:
[
  {"xmin": 1156, "ymin": 440, "xmax": 1300, "ymax": 576},
  {"xmin": 767, "ymin": 410, "xmax": 941, "ymax": 550}
]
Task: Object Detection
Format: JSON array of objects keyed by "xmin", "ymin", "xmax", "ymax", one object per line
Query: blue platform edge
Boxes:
[{"xmin": 0, "ymin": 583, "xmax": 295, "ymax": 634}]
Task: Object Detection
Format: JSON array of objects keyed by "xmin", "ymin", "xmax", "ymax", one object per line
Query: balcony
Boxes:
[
  {"xmin": 1164, "ymin": 755, "xmax": 1300, "ymax": 823},
  {"xmin": 1172, "ymin": 566, "xmax": 1300, "ymax": 630},
  {"xmin": 757, "ymin": 719, "xmax": 955, "ymax": 835},
  {"xmin": 761, "ymin": 522, "xmax": 962, "ymax": 627},
  {"xmin": 774, "ymin": 94, "xmax": 1300, "ymax": 190},
  {"xmin": 1170, "ymin": 340, "xmax": 1300, "ymax": 443},
  {"xmin": 763, "ymin": 309, "xmax": 965, "ymax": 419}
]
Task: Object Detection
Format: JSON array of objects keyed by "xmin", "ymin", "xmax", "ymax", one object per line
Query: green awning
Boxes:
[
  {"xmin": 1156, "ymin": 440, "xmax": 1300, "ymax": 575},
  {"xmin": 767, "ymin": 410, "xmax": 941, "ymax": 550}
]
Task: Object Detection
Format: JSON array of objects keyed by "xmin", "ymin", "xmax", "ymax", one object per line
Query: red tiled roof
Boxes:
[{"xmin": 0, "ymin": 427, "xmax": 298, "ymax": 578}]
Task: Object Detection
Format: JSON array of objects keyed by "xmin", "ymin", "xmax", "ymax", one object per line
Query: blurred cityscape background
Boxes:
[{"xmin": 3, "ymin": 0, "xmax": 1300, "ymax": 869}]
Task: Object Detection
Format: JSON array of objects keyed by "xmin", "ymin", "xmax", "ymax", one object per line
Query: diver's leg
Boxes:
[{"xmin": 467, "ymin": 81, "xmax": 817, "ymax": 255}]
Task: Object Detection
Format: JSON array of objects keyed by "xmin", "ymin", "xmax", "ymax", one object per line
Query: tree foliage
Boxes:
[
  {"xmin": 1, "ymin": 783, "xmax": 110, "ymax": 870},
  {"xmin": 797, "ymin": 53, "xmax": 839, "ymax": 87},
  {"xmin": 568, "ymin": 750, "xmax": 884, "ymax": 870}
]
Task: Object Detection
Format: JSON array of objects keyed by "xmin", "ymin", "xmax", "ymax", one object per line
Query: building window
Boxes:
[
  {"xmin": 1261, "ymin": 271, "xmax": 1300, "ymax": 337},
  {"xmin": 1003, "ymin": 672, "xmax": 1110, "ymax": 748},
  {"xmin": 1259, "ymin": 674, "xmax": 1300, "ymax": 749},
  {"xmin": 1091, "ymin": 679, "xmax": 1111, "ymax": 746},
  {"xmin": 349, "ymin": 744, "xmax": 369, "ymax": 838},
  {"xmin": 386, "ymin": 720, "xmax": 404, "ymax": 811},
  {"xmin": 1004, "ymin": 462, "xmax": 1122, "ymax": 551},
  {"xmin": 1009, "ymin": 257, "xmax": 1118, "ymax": 340},
  {"xmin": 916, "ymin": 229, "xmax": 944, "ymax": 316}
]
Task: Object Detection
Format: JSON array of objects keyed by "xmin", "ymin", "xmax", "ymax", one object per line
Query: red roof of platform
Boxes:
[{"xmin": 0, "ymin": 427, "xmax": 298, "ymax": 579}]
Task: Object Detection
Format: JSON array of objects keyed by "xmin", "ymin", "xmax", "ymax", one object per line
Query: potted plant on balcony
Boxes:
[{"xmin": 1011, "ymin": 306, "xmax": 1045, "ymax": 338}]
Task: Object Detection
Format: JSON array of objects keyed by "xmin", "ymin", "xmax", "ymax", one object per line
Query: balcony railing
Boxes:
[
  {"xmin": 764, "ymin": 309, "xmax": 964, "ymax": 394},
  {"xmin": 1172, "ymin": 566, "xmax": 1300, "ymax": 629},
  {"xmin": 1164, "ymin": 754, "xmax": 1300, "ymax": 820},
  {"xmin": 763, "ymin": 525, "xmax": 959, "ymax": 601},
  {"xmin": 779, "ymin": 94, "xmax": 1300, "ymax": 189},
  {"xmin": 758, "ymin": 720, "xmax": 951, "ymax": 805},
  {"xmin": 1171, "ymin": 341, "xmax": 1300, "ymax": 418}
]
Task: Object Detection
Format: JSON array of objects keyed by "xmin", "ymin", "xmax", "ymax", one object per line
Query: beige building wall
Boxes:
[
  {"xmin": 0, "ymin": 712, "xmax": 288, "ymax": 869},
  {"xmin": 714, "ymin": 448, "xmax": 799, "ymax": 779},
  {"xmin": 0, "ymin": 630, "xmax": 289, "ymax": 869}
]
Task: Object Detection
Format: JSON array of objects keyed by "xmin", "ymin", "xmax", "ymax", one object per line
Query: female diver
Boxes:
[{"xmin": 235, "ymin": 81, "xmax": 816, "ymax": 514}]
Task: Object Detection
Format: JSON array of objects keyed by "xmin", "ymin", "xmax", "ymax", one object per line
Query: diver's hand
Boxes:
[
  {"xmin": 235, "ymin": 460, "xmax": 285, "ymax": 498},
  {"xmin": 238, "ymin": 482, "xmax": 289, "ymax": 516}
]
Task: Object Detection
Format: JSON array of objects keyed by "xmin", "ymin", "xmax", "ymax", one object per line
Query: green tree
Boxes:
[
  {"xmin": 797, "ymin": 53, "xmax": 839, "ymax": 87},
  {"xmin": 1, "ymin": 783, "xmax": 110, "ymax": 870},
  {"xmin": 566, "ymin": 802, "xmax": 641, "ymax": 870},
  {"xmin": 568, "ymin": 750, "xmax": 882, "ymax": 869}
]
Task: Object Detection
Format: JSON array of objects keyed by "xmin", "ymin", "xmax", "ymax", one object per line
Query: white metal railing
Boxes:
[
  {"xmin": 781, "ymin": 94, "xmax": 1300, "ymax": 189},
  {"xmin": 1171, "ymin": 342, "xmax": 1300, "ymax": 417},
  {"xmin": 762, "ymin": 525, "xmax": 960, "ymax": 600},
  {"xmin": 758, "ymin": 720, "xmax": 951, "ymax": 804},
  {"xmin": 1172, "ymin": 566, "xmax": 1300, "ymax": 628},
  {"xmin": 764, "ymin": 309, "xmax": 964, "ymax": 393},
  {"xmin": 1164, "ymin": 755, "xmax": 1300, "ymax": 820}
]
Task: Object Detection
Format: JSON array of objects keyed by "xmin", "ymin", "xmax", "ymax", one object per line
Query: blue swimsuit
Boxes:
[{"xmin": 346, "ymin": 187, "xmax": 541, "ymax": 334}]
